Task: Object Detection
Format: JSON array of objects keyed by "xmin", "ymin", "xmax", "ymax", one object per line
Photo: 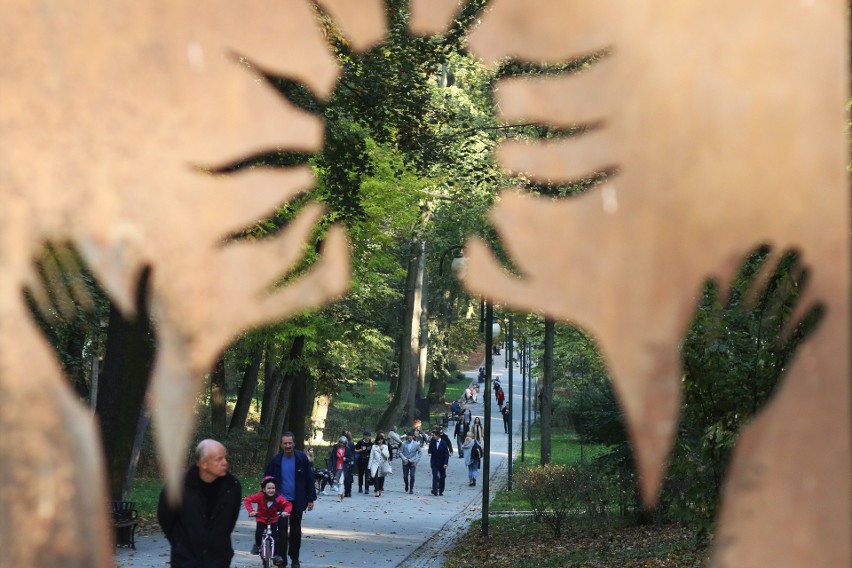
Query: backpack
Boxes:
[
  {"xmin": 470, "ymin": 442, "xmax": 481, "ymax": 461},
  {"xmin": 450, "ymin": 400, "xmax": 462, "ymax": 414}
]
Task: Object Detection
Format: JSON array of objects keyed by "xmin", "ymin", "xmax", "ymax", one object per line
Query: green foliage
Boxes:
[{"xmin": 670, "ymin": 246, "xmax": 822, "ymax": 532}]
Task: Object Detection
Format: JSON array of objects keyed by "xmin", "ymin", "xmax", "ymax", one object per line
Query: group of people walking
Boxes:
[
  {"xmin": 311, "ymin": 421, "xmax": 483, "ymax": 500},
  {"xmin": 155, "ymin": 387, "xmax": 503, "ymax": 567}
]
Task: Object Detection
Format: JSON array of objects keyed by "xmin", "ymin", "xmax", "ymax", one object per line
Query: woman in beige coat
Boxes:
[{"xmin": 368, "ymin": 435, "xmax": 391, "ymax": 497}]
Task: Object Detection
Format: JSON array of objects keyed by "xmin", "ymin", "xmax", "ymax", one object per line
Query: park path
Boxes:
[{"xmin": 115, "ymin": 350, "xmax": 527, "ymax": 568}]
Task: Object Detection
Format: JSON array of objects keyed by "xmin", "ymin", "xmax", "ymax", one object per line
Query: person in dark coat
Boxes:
[
  {"xmin": 264, "ymin": 432, "xmax": 317, "ymax": 568},
  {"xmin": 157, "ymin": 439, "xmax": 242, "ymax": 568},
  {"xmin": 428, "ymin": 429, "xmax": 451, "ymax": 496}
]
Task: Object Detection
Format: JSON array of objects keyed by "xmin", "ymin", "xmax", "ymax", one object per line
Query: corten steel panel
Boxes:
[
  {"xmin": 0, "ymin": 2, "xmax": 353, "ymax": 566},
  {"xmin": 461, "ymin": 1, "xmax": 849, "ymax": 567},
  {"xmin": 0, "ymin": 1, "xmax": 848, "ymax": 567}
]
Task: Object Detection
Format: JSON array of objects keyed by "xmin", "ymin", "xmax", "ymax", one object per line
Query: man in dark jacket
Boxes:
[
  {"xmin": 428, "ymin": 429, "xmax": 451, "ymax": 496},
  {"xmin": 264, "ymin": 432, "xmax": 316, "ymax": 568},
  {"xmin": 157, "ymin": 439, "xmax": 241, "ymax": 568},
  {"xmin": 353, "ymin": 430, "xmax": 373, "ymax": 494}
]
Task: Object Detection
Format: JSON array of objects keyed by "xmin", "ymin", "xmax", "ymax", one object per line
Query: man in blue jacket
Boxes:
[
  {"xmin": 265, "ymin": 432, "xmax": 316, "ymax": 568},
  {"xmin": 428, "ymin": 428, "xmax": 451, "ymax": 496}
]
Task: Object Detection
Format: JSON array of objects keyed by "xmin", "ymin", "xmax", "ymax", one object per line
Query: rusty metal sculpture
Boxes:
[
  {"xmin": 0, "ymin": 2, "xmax": 354, "ymax": 566},
  {"xmin": 0, "ymin": 1, "xmax": 847, "ymax": 567},
  {"xmin": 457, "ymin": 1, "xmax": 849, "ymax": 567}
]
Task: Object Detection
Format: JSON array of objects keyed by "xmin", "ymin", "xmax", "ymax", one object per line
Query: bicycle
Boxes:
[{"xmin": 254, "ymin": 514, "xmax": 286, "ymax": 568}]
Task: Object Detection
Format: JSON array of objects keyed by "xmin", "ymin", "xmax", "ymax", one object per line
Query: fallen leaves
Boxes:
[{"xmin": 444, "ymin": 518, "xmax": 708, "ymax": 567}]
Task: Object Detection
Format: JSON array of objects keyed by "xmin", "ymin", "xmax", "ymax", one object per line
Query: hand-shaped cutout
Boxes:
[
  {"xmin": 460, "ymin": 1, "xmax": 849, "ymax": 566},
  {"xmin": 1, "ymin": 3, "xmax": 358, "ymax": 565}
]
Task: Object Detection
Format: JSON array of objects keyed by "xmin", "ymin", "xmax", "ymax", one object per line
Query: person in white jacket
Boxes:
[{"xmin": 368, "ymin": 435, "xmax": 390, "ymax": 497}]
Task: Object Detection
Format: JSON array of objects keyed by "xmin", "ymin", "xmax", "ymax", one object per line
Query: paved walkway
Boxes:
[{"xmin": 116, "ymin": 352, "xmax": 526, "ymax": 568}]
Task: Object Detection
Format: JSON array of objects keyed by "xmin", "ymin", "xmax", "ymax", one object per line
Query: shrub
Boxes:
[{"xmin": 517, "ymin": 464, "xmax": 583, "ymax": 537}]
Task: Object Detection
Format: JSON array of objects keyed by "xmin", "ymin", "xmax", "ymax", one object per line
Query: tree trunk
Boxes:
[
  {"xmin": 406, "ymin": 243, "xmax": 427, "ymax": 418},
  {"xmin": 95, "ymin": 269, "xmax": 155, "ymax": 500},
  {"xmin": 229, "ymin": 343, "xmax": 264, "ymax": 432},
  {"xmin": 260, "ymin": 342, "xmax": 279, "ymax": 427},
  {"xmin": 210, "ymin": 354, "xmax": 227, "ymax": 436},
  {"xmin": 286, "ymin": 369, "xmax": 309, "ymax": 450},
  {"xmin": 427, "ymin": 329, "xmax": 449, "ymax": 404},
  {"xmin": 265, "ymin": 336, "xmax": 304, "ymax": 461},
  {"xmin": 540, "ymin": 318, "xmax": 555, "ymax": 465},
  {"xmin": 416, "ymin": 255, "xmax": 429, "ymax": 402},
  {"xmin": 122, "ymin": 404, "xmax": 150, "ymax": 499},
  {"xmin": 310, "ymin": 395, "xmax": 332, "ymax": 445},
  {"xmin": 378, "ymin": 240, "xmax": 423, "ymax": 431}
]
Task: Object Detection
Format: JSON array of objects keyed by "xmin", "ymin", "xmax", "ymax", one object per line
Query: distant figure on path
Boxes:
[
  {"xmin": 354, "ymin": 431, "xmax": 374, "ymax": 494},
  {"xmin": 399, "ymin": 431, "xmax": 422, "ymax": 494},
  {"xmin": 387, "ymin": 426, "xmax": 403, "ymax": 460},
  {"xmin": 157, "ymin": 439, "xmax": 242, "ymax": 568},
  {"xmin": 471, "ymin": 416, "xmax": 484, "ymax": 443},
  {"xmin": 428, "ymin": 429, "xmax": 450, "ymax": 496},
  {"xmin": 462, "ymin": 433, "xmax": 483, "ymax": 487},
  {"xmin": 264, "ymin": 432, "xmax": 316, "ymax": 568},
  {"xmin": 454, "ymin": 417, "xmax": 468, "ymax": 459},
  {"xmin": 368, "ymin": 435, "xmax": 391, "ymax": 497},
  {"xmin": 495, "ymin": 385, "xmax": 505, "ymax": 410},
  {"xmin": 502, "ymin": 403, "xmax": 511, "ymax": 433},
  {"xmin": 328, "ymin": 436, "xmax": 353, "ymax": 502}
]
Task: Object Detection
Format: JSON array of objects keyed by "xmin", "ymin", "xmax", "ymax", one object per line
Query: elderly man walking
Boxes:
[{"xmin": 157, "ymin": 439, "xmax": 242, "ymax": 568}]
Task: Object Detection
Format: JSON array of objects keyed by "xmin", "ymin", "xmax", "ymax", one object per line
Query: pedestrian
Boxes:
[
  {"xmin": 244, "ymin": 476, "xmax": 292, "ymax": 565},
  {"xmin": 502, "ymin": 403, "xmax": 510, "ymax": 433},
  {"xmin": 438, "ymin": 426, "xmax": 455, "ymax": 457},
  {"xmin": 368, "ymin": 434, "xmax": 391, "ymax": 497},
  {"xmin": 471, "ymin": 416, "xmax": 484, "ymax": 443},
  {"xmin": 387, "ymin": 426, "xmax": 403, "ymax": 460},
  {"xmin": 495, "ymin": 385, "xmax": 505, "ymax": 410},
  {"xmin": 264, "ymin": 432, "xmax": 317, "ymax": 568},
  {"xmin": 157, "ymin": 439, "xmax": 242, "ymax": 568},
  {"xmin": 327, "ymin": 436, "xmax": 353, "ymax": 502},
  {"xmin": 399, "ymin": 431, "xmax": 422, "ymax": 494},
  {"xmin": 462, "ymin": 403, "xmax": 472, "ymax": 430},
  {"xmin": 462, "ymin": 433, "xmax": 483, "ymax": 486},
  {"xmin": 470, "ymin": 383, "xmax": 479, "ymax": 402},
  {"xmin": 306, "ymin": 446, "xmax": 332, "ymax": 496},
  {"xmin": 454, "ymin": 417, "xmax": 467, "ymax": 459},
  {"xmin": 428, "ymin": 429, "xmax": 450, "ymax": 496},
  {"xmin": 343, "ymin": 430, "xmax": 356, "ymax": 497},
  {"xmin": 354, "ymin": 430, "xmax": 373, "ymax": 494}
]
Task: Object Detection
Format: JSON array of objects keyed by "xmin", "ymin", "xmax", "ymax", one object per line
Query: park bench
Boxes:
[{"xmin": 111, "ymin": 500, "xmax": 139, "ymax": 550}]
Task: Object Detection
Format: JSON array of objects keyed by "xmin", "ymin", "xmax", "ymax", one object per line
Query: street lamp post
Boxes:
[
  {"xmin": 527, "ymin": 341, "xmax": 534, "ymax": 440},
  {"xmin": 506, "ymin": 314, "xmax": 514, "ymax": 491},
  {"xmin": 520, "ymin": 338, "xmax": 526, "ymax": 462},
  {"xmin": 482, "ymin": 300, "xmax": 494, "ymax": 537}
]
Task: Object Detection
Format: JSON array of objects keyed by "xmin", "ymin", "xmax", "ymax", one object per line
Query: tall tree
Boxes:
[
  {"xmin": 229, "ymin": 340, "xmax": 264, "ymax": 432},
  {"xmin": 209, "ymin": 354, "xmax": 227, "ymax": 436},
  {"xmin": 540, "ymin": 318, "xmax": 555, "ymax": 465}
]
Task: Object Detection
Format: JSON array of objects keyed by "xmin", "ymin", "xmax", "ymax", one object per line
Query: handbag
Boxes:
[{"xmin": 381, "ymin": 459, "xmax": 393, "ymax": 475}]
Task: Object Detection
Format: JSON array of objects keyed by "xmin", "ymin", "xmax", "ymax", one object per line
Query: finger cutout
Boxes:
[
  {"xmin": 496, "ymin": 129, "xmax": 615, "ymax": 185},
  {"xmin": 315, "ymin": 0, "xmax": 387, "ymax": 52},
  {"xmin": 496, "ymin": 59, "xmax": 615, "ymax": 128}
]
